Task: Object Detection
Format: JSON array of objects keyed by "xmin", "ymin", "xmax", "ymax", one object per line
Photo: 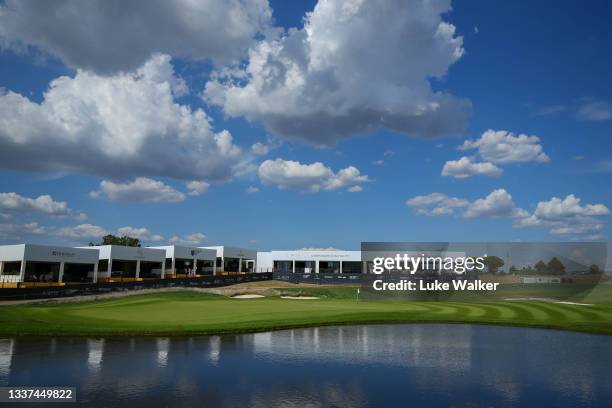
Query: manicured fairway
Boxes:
[{"xmin": 1, "ymin": 287, "xmax": 611, "ymax": 336}]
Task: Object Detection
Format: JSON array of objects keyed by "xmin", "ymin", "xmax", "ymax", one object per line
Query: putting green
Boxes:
[{"xmin": 0, "ymin": 288, "xmax": 611, "ymax": 336}]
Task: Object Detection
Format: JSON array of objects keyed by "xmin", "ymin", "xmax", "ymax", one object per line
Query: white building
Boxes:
[
  {"xmin": 256, "ymin": 250, "xmax": 363, "ymax": 274},
  {"xmin": 202, "ymin": 246, "xmax": 257, "ymax": 273},
  {"xmin": 81, "ymin": 245, "xmax": 166, "ymax": 281},
  {"xmin": 0, "ymin": 244, "xmax": 99, "ymax": 284},
  {"xmin": 148, "ymin": 245, "xmax": 217, "ymax": 276},
  {"xmin": 521, "ymin": 276, "xmax": 566, "ymax": 284}
]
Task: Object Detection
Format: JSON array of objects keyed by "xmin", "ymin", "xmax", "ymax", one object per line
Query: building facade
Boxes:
[
  {"xmin": 82, "ymin": 245, "xmax": 166, "ymax": 281},
  {"xmin": 256, "ymin": 250, "xmax": 364, "ymax": 274},
  {"xmin": 149, "ymin": 246, "xmax": 217, "ymax": 276},
  {"xmin": 0, "ymin": 244, "xmax": 372, "ymax": 281},
  {"xmin": 0, "ymin": 244, "xmax": 99, "ymax": 284},
  {"xmin": 202, "ymin": 246, "xmax": 257, "ymax": 273}
]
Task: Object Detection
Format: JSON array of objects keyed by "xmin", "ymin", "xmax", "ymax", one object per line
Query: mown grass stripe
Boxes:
[
  {"xmin": 2, "ymin": 288, "xmax": 612, "ymax": 336},
  {"xmin": 541, "ymin": 304, "xmax": 588, "ymax": 322},
  {"xmin": 414, "ymin": 303, "xmax": 455, "ymax": 316},
  {"xmin": 459, "ymin": 304, "xmax": 491, "ymax": 318},
  {"xmin": 518, "ymin": 302, "xmax": 568, "ymax": 322},
  {"xmin": 491, "ymin": 303, "xmax": 537, "ymax": 321},
  {"xmin": 553, "ymin": 304, "xmax": 606, "ymax": 322},
  {"xmin": 463, "ymin": 303, "xmax": 504, "ymax": 319},
  {"xmin": 420, "ymin": 303, "xmax": 513, "ymax": 320},
  {"xmin": 442, "ymin": 303, "xmax": 476, "ymax": 318}
]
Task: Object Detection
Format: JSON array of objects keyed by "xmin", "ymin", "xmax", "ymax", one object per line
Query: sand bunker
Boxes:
[
  {"xmin": 231, "ymin": 294, "xmax": 265, "ymax": 299},
  {"xmin": 554, "ymin": 301, "xmax": 594, "ymax": 306},
  {"xmin": 280, "ymin": 296, "xmax": 319, "ymax": 300},
  {"xmin": 505, "ymin": 297, "xmax": 593, "ymax": 306}
]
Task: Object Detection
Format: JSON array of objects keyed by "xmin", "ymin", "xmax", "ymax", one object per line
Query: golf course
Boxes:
[{"xmin": 1, "ymin": 281, "xmax": 611, "ymax": 336}]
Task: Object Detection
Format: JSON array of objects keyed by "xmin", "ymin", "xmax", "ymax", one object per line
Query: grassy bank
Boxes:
[{"xmin": 1, "ymin": 283, "xmax": 611, "ymax": 337}]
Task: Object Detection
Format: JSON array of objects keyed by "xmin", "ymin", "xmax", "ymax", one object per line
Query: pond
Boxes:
[{"xmin": 1, "ymin": 324, "xmax": 611, "ymax": 407}]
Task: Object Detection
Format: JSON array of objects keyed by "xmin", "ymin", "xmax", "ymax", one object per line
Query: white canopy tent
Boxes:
[
  {"xmin": 0, "ymin": 244, "xmax": 99, "ymax": 283},
  {"xmin": 148, "ymin": 245, "xmax": 217, "ymax": 277}
]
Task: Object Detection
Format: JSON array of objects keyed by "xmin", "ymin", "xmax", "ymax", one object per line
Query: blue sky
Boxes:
[{"xmin": 0, "ymin": 0, "xmax": 611, "ymax": 250}]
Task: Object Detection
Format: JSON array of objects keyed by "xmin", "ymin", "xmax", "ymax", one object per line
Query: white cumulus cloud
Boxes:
[
  {"xmin": 169, "ymin": 232, "xmax": 207, "ymax": 245},
  {"xmin": 258, "ymin": 159, "xmax": 370, "ymax": 192},
  {"xmin": 186, "ymin": 181, "xmax": 210, "ymax": 197},
  {"xmin": 0, "ymin": 54, "xmax": 245, "ymax": 182},
  {"xmin": 0, "ymin": 222, "xmax": 48, "ymax": 238},
  {"xmin": 0, "ymin": 0, "xmax": 273, "ymax": 74},
  {"xmin": 513, "ymin": 195, "xmax": 609, "ymax": 238},
  {"xmin": 463, "ymin": 189, "xmax": 527, "ymax": 219},
  {"xmin": 406, "ymin": 193, "xmax": 469, "ymax": 216},
  {"xmin": 0, "ymin": 192, "xmax": 85, "ymax": 219},
  {"xmin": 57, "ymin": 223, "xmax": 109, "ymax": 239},
  {"xmin": 93, "ymin": 178, "xmax": 186, "ymax": 203},
  {"xmin": 532, "ymin": 194, "xmax": 609, "ymax": 219},
  {"xmin": 459, "ymin": 129, "xmax": 550, "ymax": 164},
  {"xmin": 251, "ymin": 142, "xmax": 270, "ymax": 156},
  {"xmin": 116, "ymin": 226, "xmax": 164, "ymax": 242},
  {"xmin": 408, "ymin": 189, "xmax": 609, "ymax": 240},
  {"xmin": 442, "ymin": 129, "xmax": 550, "ymax": 178},
  {"xmin": 442, "ymin": 156, "xmax": 502, "ymax": 178},
  {"xmin": 0, "ymin": 220, "xmax": 205, "ymax": 246},
  {"xmin": 205, "ymin": 0, "xmax": 470, "ymax": 145},
  {"xmin": 407, "ymin": 189, "xmax": 525, "ymax": 218}
]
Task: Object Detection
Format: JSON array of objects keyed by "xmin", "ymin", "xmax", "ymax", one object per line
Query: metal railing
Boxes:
[
  {"xmin": 0, "ymin": 273, "xmax": 273, "ymax": 301},
  {"xmin": 272, "ymin": 272, "xmax": 362, "ymax": 284}
]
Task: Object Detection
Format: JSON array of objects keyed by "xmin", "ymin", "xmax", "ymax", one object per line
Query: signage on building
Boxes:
[{"xmin": 51, "ymin": 250, "xmax": 75, "ymax": 258}]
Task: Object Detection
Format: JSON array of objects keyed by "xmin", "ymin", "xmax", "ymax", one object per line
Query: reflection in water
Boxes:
[
  {"xmin": 156, "ymin": 338, "xmax": 169, "ymax": 368},
  {"xmin": 0, "ymin": 339, "xmax": 13, "ymax": 382},
  {"xmin": 87, "ymin": 339, "xmax": 104, "ymax": 372},
  {"xmin": 0, "ymin": 325, "xmax": 610, "ymax": 407},
  {"xmin": 251, "ymin": 324, "xmax": 472, "ymax": 370},
  {"xmin": 208, "ymin": 335, "xmax": 220, "ymax": 366}
]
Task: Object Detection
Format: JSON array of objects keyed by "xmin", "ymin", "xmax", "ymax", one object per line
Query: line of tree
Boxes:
[
  {"xmin": 510, "ymin": 257, "xmax": 566, "ymax": 276},
  {"xmin": 89, "ymin": 234, "xmax": 141, "ymax": 247},
  {"xmin": 510, "ymin": 258, "xmax": 604, "ymax": 276},
  {"xmin": 589, "ymin": 264, "xmax": 602, "ymax": 274},
  {"xmin": 482, "ymin": 255, "xmax": 504, "ymax": 274}
]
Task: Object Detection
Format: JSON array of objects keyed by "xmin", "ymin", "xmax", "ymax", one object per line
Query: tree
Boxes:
[
  {"xmin": 589, "ymin": 264, "xmax": 602, "ymax": 274},
  {"xmin": 90, "ymin": 234, "xmax": 141, "ymax": 247},
  {"xmin": 509, "ymin": 265, "xmax": 518, "ymax": 274},
  {"xmin": 523, "ymin": 266, "xmax": 536, "ymax": 275},
  {"xmin": 534, "ymin": 260, "xmax": 548, "ymax": 275},
  {"xmin": 547, "ymin": 257, "xmax": 565, "ymax": 275},
  {"xmin": 482, "ymin": 256, "xmax": 504, "ymax": 274}
]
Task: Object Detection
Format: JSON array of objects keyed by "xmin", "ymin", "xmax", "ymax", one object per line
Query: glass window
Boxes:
[
  {"xmin": 2, "ymin": 261, "xmax": 21, "ymax": 275},
  {"xmin": 273, "ymin": 261, "xmax": 293, "ymax": 272},
  {"xmin": 140, "ymin": 261, "xmax": 163, "ymax": 278},
  {"xmin": 63, "ymin": 263, "xmax": 95, "ymax": 283},
  {"xmin": 23, "ymin": 261, "xmax": 60, "ymax": 282},
  {"xmin": 98, "ymin": 259, "xmax": 108, "ymax": 272},
  {"xmin": 319, "ymin": 261, "xmax": 340, "ymax": 274},
  {"xmin": 224, "ymin": 257, "xmax": 240, "ymax": 272},
  {"xmin": 295, "ymin": 261, "xmax": 316, "ymax": 273},
  {"xmin": 199, "ymin": 260, "xmax": 214, "ymax": 275},
  {"xmin": 241, "ymin": 259, "xmax": 253, "ymax": 273},
  {"xmin": 175, "ymin": 259, "xmax": 193, "ymax": 275},
  {"xmin": 110, "ymin": 260, "xmax": 137, "ymax": 278},
  {"xmin": 342, "ymin": 261, "xmax": 362, "ymax": 274}
]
